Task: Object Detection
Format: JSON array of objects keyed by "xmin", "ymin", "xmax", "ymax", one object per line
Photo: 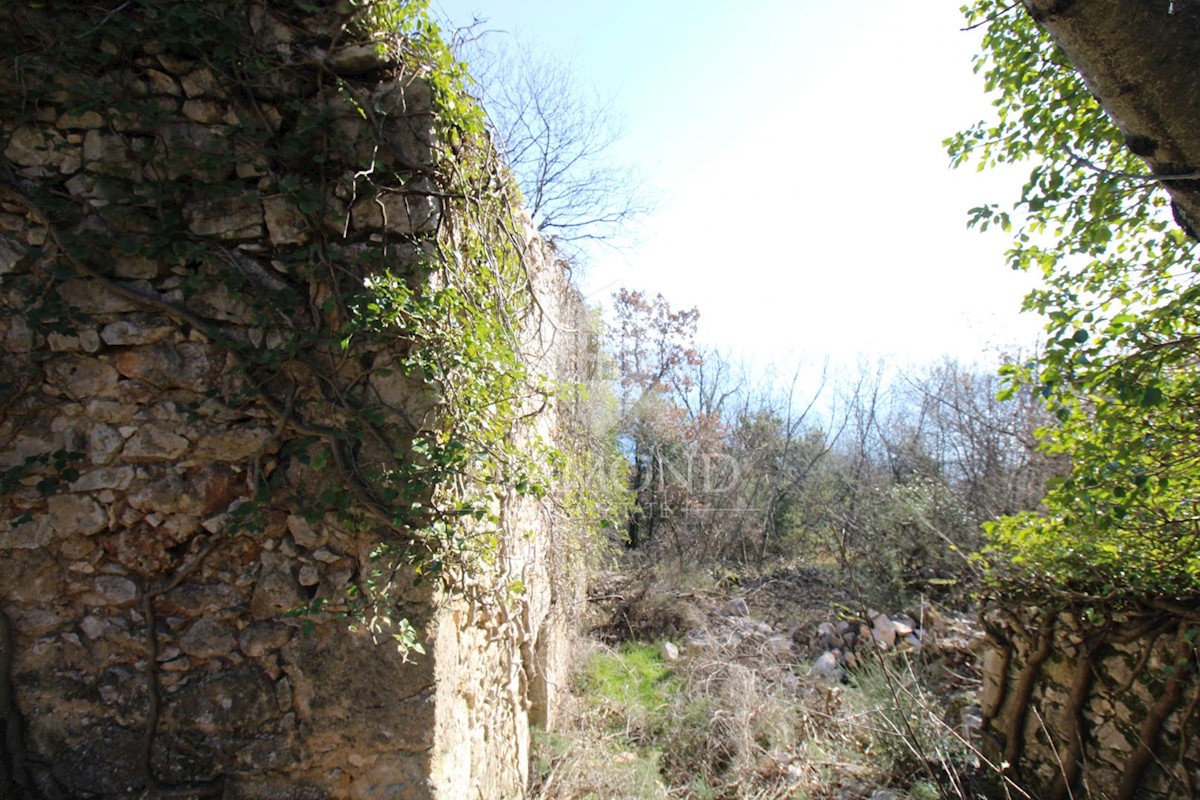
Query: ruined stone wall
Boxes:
[
  {"xmin": 979, "ymin": 606, "xmax": 1200, "ymax": 800},
  {"xmin": 0, "ymin": 3, "xmax": 585, "ymax": 798}
]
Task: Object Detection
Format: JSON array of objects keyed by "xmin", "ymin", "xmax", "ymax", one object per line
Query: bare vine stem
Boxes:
[{"xmin": 136, "ymin": 535, "xmax": 225, "ymax": 796}]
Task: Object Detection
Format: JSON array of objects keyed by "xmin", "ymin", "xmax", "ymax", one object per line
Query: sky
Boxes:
[{"xmin": 430, "ymin": 1, "xmax": 1046, "ymax": 375}]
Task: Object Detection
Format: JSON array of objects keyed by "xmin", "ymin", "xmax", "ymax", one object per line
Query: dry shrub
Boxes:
[
  {"xmin": 661, "ymin": 638, "xmax": 804, "ymax": 798},
  {"xmin": 590, "ymin": 568, "xmax": 708, "ymax": 645}
]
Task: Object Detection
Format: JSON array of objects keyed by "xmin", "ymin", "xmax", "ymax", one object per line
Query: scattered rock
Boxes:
[
  {"xmin": 660, "ymin": 641, "xmax": 680, "ymax": 662},
  {"xmin": 725, "ymin": 598, "xmax": 750, "ymax": 617},
  {"xmin": 871, "ymin": 613, "xmax": 897, "ymax": 649},
  {"xmin": 811, "ymin": 650, "xmax": 844, "ymax": 681}
]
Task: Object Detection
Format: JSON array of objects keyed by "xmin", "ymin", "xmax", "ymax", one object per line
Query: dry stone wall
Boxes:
[
  {"xmin": 0, "ymin": 3, "xmax": 586, "ymax": 798},
  {"xmin": 979, "ymin": 605, "xmax": 1200, "ymax": 800}
]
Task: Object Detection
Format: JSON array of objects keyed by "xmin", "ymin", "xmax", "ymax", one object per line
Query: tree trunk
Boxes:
[{"xmin": 1023, "ymin": 0, "xmax": 1200, "ymax": 234}]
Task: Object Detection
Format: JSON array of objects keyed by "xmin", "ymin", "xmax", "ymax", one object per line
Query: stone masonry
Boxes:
[
  {"xmin": 0, "ymin": 3, "xmax": 582, "ymax": 798},
  {"xmin": 979, "ymin": 606, "xmax": 1200, "ymax": 799}
]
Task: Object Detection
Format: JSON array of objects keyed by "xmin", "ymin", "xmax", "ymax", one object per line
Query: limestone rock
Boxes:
[
  {"xmin": 46, "ymin": 492, "xmax": 108, "ymax": 536},
  {"xmin": 811, "ymin": 650, "xmax": 844, "ymax": 681},
  {"xmin": 128, "ymin": 471, "xmax": 187, "ymax": 514},
  {"xmin": 179, "ymin": 617, "xmax": 237, "ymax": 659},
  {"xmin": 190, "ymin": 428, "xmax": 274, "ymax": 462},
  {"xmin": 113, "ymin": 342, "xmax": 215, "ymax": 392},
  {"xmin": 52, "ymin": 725, "xmax": 144, "ymax": 795},
  {"xmin": 158, "ymin": 582, "xmax": 243, "ymax": 617},
  {"xmin": 185, "ymin": 193, "xmax": 264, "ymax": 239},
  {"xmin": 112, "ymin": 255, "xmax": 160, "ymax": 280},
  {"xmin": 58, "ymin": 278, "xmax": 156, "ymax": 315},
  {"xmin": 239, "ymin": 620, "xmax": 294, "ymax": 658},
  {"xmin": 163, "ymin": 664, "xmax": 277, "ymax": 736},
  {"xmin": 660, "ymin": 641, "xmax": 680, "ymax": 662},
  {"xmin": 326, "ymin": 44, "xmax": 389, "ymax": 75},
  {"xmin": 4, "ymin": 313, "xmax": 32, "ymax": 352},
  {"xmin": 182, "ymin": 98, "xmax": 227, "ymax": 124},
  {"xmin": 122, "ymin": 423, "xmax": 190, "ymax": 461},
  {"xmin": 263, "ymin": 195, "xmax": 310, "ymax": 245},
  {"xmin": 180, "ymin": 68, "xmax": 223, "ymax": 98},
  {"xmin": 82, "ymin": 130, "xmax": 140, "ymax": 174},
  {"xmin": 347, "ymin": 755, "xmax": 429, "ymax": 800},
  {"xmin": 287, "ymin": 515, "xmax": 325, "ymax": 549},
  {"xmin": 351, "ymin": 179, "xmax": 440, "ymax": 235},
  {"xmin": 186, "ymin": 283, "xmax": 256, "ymax": 324},
  {"xmin": 0, "ymin": 516, "xmax": 55, "ymax": 550},
  {"xmin": 251, "ymin": 551, "xmax": 306, "ymax": 620},
  {"xmin": 144, "ymin": 68, "xmax": 181, "ymax": 96},
  {"xmin": 0, "ymin": 235, "xmax": 29, "ymax": 274},
  {"xmin": 298, "ymin": 564, "xmax": 320, "ymax": 586},
  {"xmin": 57, "ymin": 110, "xmax": 104, "ymax": 129},
  {"xmin": 871, "ymin": 613, "xmax": 897, "ymax": 649},
  {"xmin": 318, "ymin": 558, "xmax": 354, "ymax": 592},
  {"xmin": 312, "ymin": 548, "xmax": 340, "ymax": 564},
  {"xmin": 78, "ymin": 575, "xmax": 139, "ymax": 607},
  {"xmin": 100, "ymin": 318, "xmax": 176, "ymax": 346},
  {"xmin": 86, "ymin": 424, "xmax": 125, "ymax": 465},
  {"xmin": 5, "ymin": 125, "xmax": 80, "ymax": 173}
]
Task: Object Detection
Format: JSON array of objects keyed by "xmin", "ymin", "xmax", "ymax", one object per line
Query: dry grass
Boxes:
[{"xmin": 532, "ymin": 570, "xmax": 998, "ymax": 800}]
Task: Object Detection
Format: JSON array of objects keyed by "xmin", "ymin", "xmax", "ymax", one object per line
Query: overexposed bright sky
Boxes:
[{"xmin": 432, "ymin": 1, "xmax": 1045, "ymax": 372}]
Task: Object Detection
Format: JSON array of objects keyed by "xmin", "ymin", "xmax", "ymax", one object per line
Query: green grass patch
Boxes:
[{"xmin": 583, "ymin": 641, "xmax": 675, "ymax": 719}]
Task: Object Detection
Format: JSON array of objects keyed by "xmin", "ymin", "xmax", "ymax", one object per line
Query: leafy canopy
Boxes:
[{"xmin": 947, "ymin": 1, "xmax": 1200, "ymax": 599}]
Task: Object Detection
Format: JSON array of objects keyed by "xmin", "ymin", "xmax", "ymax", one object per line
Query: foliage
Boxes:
[{"xmin": 947, "ymin": 1, "xmax": 1200, "ymax": 599}]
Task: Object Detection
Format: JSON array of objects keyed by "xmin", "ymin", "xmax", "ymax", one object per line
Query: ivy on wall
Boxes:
[{"xmin": 0, "ymin": 0, "xmax": 604, "ymax": 650}]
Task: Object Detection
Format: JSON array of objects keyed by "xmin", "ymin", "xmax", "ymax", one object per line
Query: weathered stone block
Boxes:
[
  {"xmin": 100, "ymin": 317, "xmax": 176, "ymax": 346},
  {"xmin": 46, "ymin": 492, "xmax": 108, "ymax": 536},
  {"xmin": 163, "ymin": 664, "xmax": 278, "ymax": 736},
  {"xmin": 351, "ymin": 179, "xmax": 441, "ymax": 235},
  {"xmin": 123, "ymin": 423, "xmax": 190, "ymax": 461},
  {"xmin": 263, "ymin": 194, "xmax": 311, "ymax": 245},
  {"xmin": 46, "ymin": 354, "xmax": 122, "ymax": 398},
  {"xmin": 59, "ymin": 277, "xmax": 156, "ymax": 315},
  {"xmin": 185, "ymin": 193, "xmax": 264, "ymax": 239},
  {"xmin": 114, "ymin": 341, "xmax": 216, "ymax": 392},
  {"xmin": 178, "ymin": 617, "xmax": 238, "ymax": 658}
]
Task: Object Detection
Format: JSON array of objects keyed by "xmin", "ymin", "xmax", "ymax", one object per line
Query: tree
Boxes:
[
  {"xmin": 607, "ymin": 289, "xmax": 702, "ymax": 549},
  {"xmin": 949, "ymin": 1, "xmax": 1200, "ymax": 597},
  {"xmin": 452, "ymin": 31, "xmax": 651, "ymax": 258}
]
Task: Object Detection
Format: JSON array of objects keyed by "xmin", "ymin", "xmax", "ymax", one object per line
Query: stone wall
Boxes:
[
  {"xmin": 979, "ymin": 605, "xmax": 1200, "ymax": 800},
  {"xmin": 0, "ymin": 3, "xmax": 585, "ymax": 798}
]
